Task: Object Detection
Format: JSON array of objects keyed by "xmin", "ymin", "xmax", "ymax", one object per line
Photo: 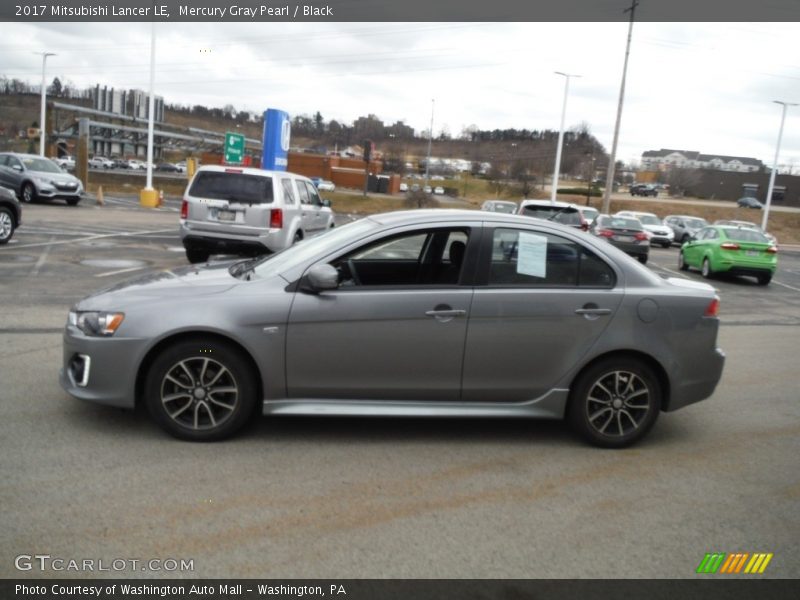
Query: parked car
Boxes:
[
  {"xmin": 433, "ymin": 186, "xmax": 445, "ymax": 195},
  {"xmin": 180, "ymin": 165, "xmax": 335, "ymax": 264},
  {"xmin": 312, "ymin": 178, "xmax": 336, "ymax": 192},
  {"xmin": 712, "ymin": 219, "xmax": 777, "ymax": 245},
  {"xmin": 629, "ymin": 183, "xmax": 658, "ymax": 197},
  {"xmin": 481, "ymin": 200, "xmax": 518, "ymax": 214},
  {"xmin": 0, "ymin": 152, "xmax": 83, "ymax": 205},
  {"xmin": 423, "ymin": 185, "xmax": 433, "ymax": 194},
  {"xmin": 679, "ymin": 225, "xmax": 777, "ymax": 285},
  {"xmin": 126, "ymin": 159, "xmax": 146, "ymax": 170},
  {"xmin": 615, "ymin": 211, "xmax": 674, "ymax": 247},
  {"xmin": 88, "ymin": 156, "xmax": 114, "ymax": 169},
  {"xmin": 590, "ymin": 214, "xmax": 650, "ymax": 264},
  {"xmin": 110, "ymin": 158, "xmax": 130, "ymax": 169},
  {"xmin": 156, "ymin": 162, "xmax": 180, "ymax": 172},
  {"xmin": 54, "ymin": 155, "xmax": 75, "ymax": 170},
  {"xmin": 664, "ymin": 215, "xmax": 709, "ymax": 245},
  {"xmin": 578, "ymin": 206, "xmax": 599, "ymax": 225},
  {"xmin": 0, "ymin": 185, "xmax": 22, "ymax": 244},
  {"xmin": 399, "ymin": 182, "xmax": 409, "ymax": 192},
  {"xmin": 61, "ymin": 209, "xmax": 725, "ymax": 447},
  {"xmin": 174, "ymin": 161, "xmax": 187, "ymax": 173},
  {"xmin": 518, "ymin": 199, "xmax": 590, "ymax": 231},
  {"xmin": 736, "ymin": 197, "xmax": 763, "ymax": 209}
]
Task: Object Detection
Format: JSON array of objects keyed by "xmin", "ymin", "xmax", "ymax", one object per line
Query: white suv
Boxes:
[
  {"xmin": 615, "ymin": 210, "xmax": 674, "ymax": 247},
  {"xmin": 179, "ymin": 166, "xmax": 335, "ymax": 264}
]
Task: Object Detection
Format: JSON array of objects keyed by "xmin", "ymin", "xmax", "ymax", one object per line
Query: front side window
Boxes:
[
  {"xmin": 304, "ymin": 181, "xmax": 323, "ymax": 206},
  {"xmin": 488, "ymin": 228, "xmax": 614, "ymax": 288},
  {"xmin": 334, "ymin": 228, "xmax": 471, "ymax": 287}
]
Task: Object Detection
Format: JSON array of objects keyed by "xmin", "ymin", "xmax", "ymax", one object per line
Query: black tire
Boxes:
[
  {"xmin": 21, "ymin": 182, "xmax": 36, "ymax": 203},
  {"xmin": 662, "ymin": 242, "xmax": 671, "ymax": 248},
  {"xmin": 185, "ymin": 248, "xmax": 210, "ymax": 264},
  {"xmin": 66, "ymin": 197, "xmax": 80, "ymax": 206},
  {"xmin": 678, "ymin": 251, "xmax": 689, "ymax": 271},
  {"xmin": 757, "ymin": 273, "xmax": 772, "ymax": 286},
  {"xmin": 568, "ymin": 357, "xmax": 661, "ymax": 448},
  {"xmin": 637, "ymin": 254, "xmax": 648, "ymax": 265},
  {"xmin": 681, "ymin": 234, "xmax": 690, "ymax": 244},
  {"xmin": 292, "ymin": 231, "xmax": 303, "ymax": 245},
  {"xmin": 701, "ymin": 257, "xmax": 713, "ymax": 279},
  {"xmin": 144, "ymin": 338, "xmax": 258, "ymax": 441},
  {"xmin": 0, "ymin": 206, "xmax": 15, "ymax": 244}
]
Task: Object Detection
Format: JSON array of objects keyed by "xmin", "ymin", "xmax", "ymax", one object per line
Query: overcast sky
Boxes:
[{"xmin": 2, "ymin": 21, "xmax": 799, "ymax": 169}]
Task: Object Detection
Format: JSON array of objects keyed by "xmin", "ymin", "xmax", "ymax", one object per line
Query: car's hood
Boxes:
[{"xmin": 75, "ymin": 261, "xmax": 243, "ymax": 310}]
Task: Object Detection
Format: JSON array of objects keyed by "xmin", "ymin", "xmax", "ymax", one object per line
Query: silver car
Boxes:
[
  {"xmin": 179, "ymin": 166, "xmax": 335, "ymax": 263},
  {"xmin": 664, "ymin": 215, "xmax": 709, "ymax": 245},
  {"xmin": 61, "ymin": 210, "xmax": 725, "ymax": 447},
  {"xmin": 0, "ymin": 152, "xmax": 83, "ymax": 205}
]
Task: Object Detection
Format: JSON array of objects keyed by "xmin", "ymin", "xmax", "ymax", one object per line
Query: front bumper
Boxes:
[{"xmin": 60, "ymin": 326, "xmax": 145, "ymax": 408}]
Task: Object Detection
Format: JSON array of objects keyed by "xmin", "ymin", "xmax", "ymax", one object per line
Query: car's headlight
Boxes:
[
  {"xmin": 69, "ymin": 311, "xmax": 125, "ymax": 336},
  {"xmin": 34, "ymin": 175, "xmax": 55, "ymax": 186}
]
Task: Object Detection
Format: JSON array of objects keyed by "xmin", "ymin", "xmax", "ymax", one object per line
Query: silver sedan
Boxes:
[{"xmin": 61, "ymin": 210, "xmax": 725, "ymax": 447}]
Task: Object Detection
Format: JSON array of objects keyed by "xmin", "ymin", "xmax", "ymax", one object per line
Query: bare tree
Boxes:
[{"xmin": 666, "ymin": 167, "xmax": 702, "ymax": 197}]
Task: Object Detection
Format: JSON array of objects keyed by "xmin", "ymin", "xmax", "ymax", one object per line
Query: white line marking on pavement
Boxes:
[
  {"xmin": 95, "ymin": 265, "xmax": 147, "ymax": 278},
  {"xmin": 10, "ymin": 228, "xmax": 174, "ymax": 250},
  {"xmin": 648, "ymin": 262, "xmax": 690, "ymax": 279},
  {"xmin": 30, "ymin": 237, "xmax": 55, "ymax": 277},
  {"xmin": 771, "ymin": 279, "xmax": 800, "ymax": 293}
]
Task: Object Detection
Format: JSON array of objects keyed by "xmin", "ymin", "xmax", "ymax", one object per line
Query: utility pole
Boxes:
[
  {"xmin": 424, "ymin": 99, "xmax": 434, "ymax": 190},
  {"xmin": 37, "ymin": 52, "xmax": 56, "ymax": 156},
  {"xmin": 551, "ymin": 72, "xmax": 580, "ymax": 204},
  {"xmin": 601, "ymin": 0, "xmax": 638, "ymax": 215},
  {"xmin": 762, "ymin": 101, "xmax": 797, "ymax": 232}
]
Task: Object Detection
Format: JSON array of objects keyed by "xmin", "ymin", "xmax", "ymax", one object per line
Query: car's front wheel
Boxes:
[
  {"xmin": 568, "ymin": 357, "xmax": 661, "ymax": 448},
  {"xmin": 185, "ymin": 248, "xmax": 210, "ymax": 264},
  {"xmin": 21, "ymin": 182, "xmax": 36, "ymax": 203},
  {"xmin": 66, "ymin": 197, "xmax": 80, "ymax": 206},
  {"xmin": 145, "ymin": 339, "xmax": 258, "ymax": 441},
  {"xmin": 0, "ymin": 207, "xmax": 15, "ymax": 244}
]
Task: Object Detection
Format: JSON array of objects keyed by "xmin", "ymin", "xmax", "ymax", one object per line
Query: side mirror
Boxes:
[
  {"xmin": 321, "ymin": 199, "xmax": 331, "ymax": 208},
  {"xmin": 302, "ymin": 263, "xmax": 339, "ymax": 293}
]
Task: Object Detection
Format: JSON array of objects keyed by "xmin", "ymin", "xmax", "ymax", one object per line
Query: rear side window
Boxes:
[
  {"xmin": 189, "ymin": 171, "xmax": 273, "ymax": 204},
  {"xmin": 281, "ymin": 179, "xmax": 297, "ymax": 205}
]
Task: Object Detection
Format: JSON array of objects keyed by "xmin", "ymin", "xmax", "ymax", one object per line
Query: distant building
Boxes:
[
  {"xmin": 641, "ymin": 149, "xmax": 763, "ymax": 173},
  {"xmin": 90, "ymin": 85, "xmax": 164, "ymax": 157}
]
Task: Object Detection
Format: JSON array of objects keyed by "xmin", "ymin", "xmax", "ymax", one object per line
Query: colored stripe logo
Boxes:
[{"xmin": 696, "ymin": 552, "xmax": 773, "ymax": 574}]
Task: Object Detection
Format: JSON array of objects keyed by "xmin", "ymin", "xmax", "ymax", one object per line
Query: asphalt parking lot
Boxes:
[{"xmin": 1, "ymin": 198, "xmax": 799, "ymax": 579}]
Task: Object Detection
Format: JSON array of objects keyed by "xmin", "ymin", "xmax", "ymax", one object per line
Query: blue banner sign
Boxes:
[{"xmin": 261, "ymin": 109, "xmax": 291, "ymax": 171}]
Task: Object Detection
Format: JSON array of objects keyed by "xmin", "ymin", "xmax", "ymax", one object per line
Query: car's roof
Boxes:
[
  {"xmin": 617, "ymin": 210, "xmax": 656, "ymax": 217},
  {"xmin": 520, "ymin": 199, "xmax": 576, "ymax": 208},
  {"xmin": 666, "ymin": 214, "xmax": 706, "ymax": 219},
  {"xmin": 196, "ymin": 165, "xmax": 308, "ymax": 178}
]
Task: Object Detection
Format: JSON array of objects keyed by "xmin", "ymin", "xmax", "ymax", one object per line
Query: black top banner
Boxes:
[{"xmin": 2, "ymin": 0, "xmax": 799, "ymax": 22}]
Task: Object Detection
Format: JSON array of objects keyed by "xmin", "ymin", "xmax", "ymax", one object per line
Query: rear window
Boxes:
[
  {"xmin": 189, "ymin": 171, "xmax": 274, "ymax": 204},
  {"xmin": 598, "ymin": 217, "xmax": 642, "ymax": 230},
  {"xmin": 638, "ymin": 215, "xmax": 661, "ymax": 225},
  {"xmin": 522, "ymin": 205, "xmax": 581, "ymax": 225},
  {"xmin": 724, "ymin": 228, "xmax": 769, "ymax": 243}
]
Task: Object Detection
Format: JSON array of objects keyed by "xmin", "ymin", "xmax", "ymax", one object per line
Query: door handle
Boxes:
[
  {"xmin": 425, "ymin": 309, "xmax": 466, "ymax": 318},
  {"xmin": 574, "ymin": 308, "xmax": 611, "ymax": 315}
]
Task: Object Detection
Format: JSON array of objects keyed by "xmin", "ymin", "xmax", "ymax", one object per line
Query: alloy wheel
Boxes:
[{"xmin": 585, "ymin": 370, "xmax": 652, "ymax": 439}]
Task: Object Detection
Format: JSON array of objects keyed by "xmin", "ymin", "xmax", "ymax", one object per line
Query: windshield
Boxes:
[
  {"xmin": 252, "ymin": 218, "xmax": 379, "ymax": 279},
  {"xmin": 686, "ymin": 218, "xmax": 707, "ymax": 229},
  {"xmin": 22, "ymin": 157, "xmax": 62, "ymax": 173},
  {"xmin": 494, "ymin": 203, "xmax": 517, "ymax": 214},
  {"xmin": 638, "ymin": 215, "xmax": 661, "ymax": 225},
  {"xmin": 521, "ymin": 205, "xmax": 580, "ymax": 225},
  {"xmin": 189, "ymin": 171, "xmax": 274, "ymax": 204}
]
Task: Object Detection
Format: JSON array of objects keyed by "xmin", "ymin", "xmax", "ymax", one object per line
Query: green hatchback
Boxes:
[{"xmin": 679, "ymin": 225, "xmax": 777, "ymax": 285}]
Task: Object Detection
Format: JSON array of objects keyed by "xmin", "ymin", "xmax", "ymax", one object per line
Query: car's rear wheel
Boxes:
[
  {"xmin": 568, "ymin": 357, "xmax": 661, "ymax": 448},
  {"xmin": 21, "ymin": 182, "xmax": 36, "ymax": 203},
  {"xmin": 145, "ymin": 339, "xmax": 258, "ymax": 441},
  {"xmin": 757, "ymin": 273, "xmax": 772, "ymax": 286},
  {"xmin": 185, "ymin": 248, "xmax": 210, "ymax": 264},
  {"xmin": 701, "ymin": 257, "xmax": 713, "ymax": 279},
  {"xmin": 292, "ymin": 231, "xmax": 303, "ymax": 245},
  {"xmin": 0, "ymin": 207, "xmax": 15, "ymax": 244},
  {"xmin": 678, "ymin": 251, "xmax": 688, "ymax": 271}
]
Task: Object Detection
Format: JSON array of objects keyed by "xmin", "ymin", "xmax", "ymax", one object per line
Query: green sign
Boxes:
[{"xmin": 224, "ymin": 132, "xmax": 245, "ymax": 164}]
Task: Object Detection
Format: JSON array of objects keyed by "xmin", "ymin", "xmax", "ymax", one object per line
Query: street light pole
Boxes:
[
  {"xmin": 424, "ymin": 99, "xmax": 434, "ymax": 190},
  {"xmin": 37, "ymin": 52, "xmax": 56, "ymax": 156},
  {"xmin": 601, "ymin": 0, "xmax": 638, "ymax": 214},
  {"xmin": 141, "ymin": 20, "xmax": 159, "ymax": 207},
  {"xmin": 762, "ymin": 100, "xmax": 797, "ymax": 232},
  {"xmin": 551, "ymin": 71, "xmax": 580, "ymax": 204}
]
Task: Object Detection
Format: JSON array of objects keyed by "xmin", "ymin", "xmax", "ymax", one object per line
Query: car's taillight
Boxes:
[
  {"xmin": 720, "ymin": 242, "xmax": 740, "ymax": 250},
  {"xmin": 704, "ymin": 296, "xmax": 720, "ymax": 317},
  {"xmin": 269, "ymin": 208, "xmax": 283, "ymax": 229},
  {"xmin": 180, "ymin": 199, "xmax": 188, "ymax": 219},
  {"xmin": 597, "ymin": 229, "xmax": 614, "ymax": 238},
  {"xmin": 634, "ymin": 231, "xmax": 648, "ymax": 241},
  {"xmin": 766, "ymin": 246, "xmax": 778, "ymax": 254},
  {"xmin": 581, "ymin": 221, "xmax": 589, "ymax": 231}
]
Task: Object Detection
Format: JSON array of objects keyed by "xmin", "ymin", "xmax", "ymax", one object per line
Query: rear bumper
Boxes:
[
  {"xmin": 180, "ymin": 222, "xmax": 286, "ymax": 254},
  {"xmin": 665, "ymin": 347, "xmax": 726, "ymax": 412}
]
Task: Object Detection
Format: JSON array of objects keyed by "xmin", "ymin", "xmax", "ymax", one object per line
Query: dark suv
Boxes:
[
  {"xmin": 630, "ymin": 183, "xmax": 658, "ymax": 197},
  {"xmin": 0, "ymin": 185, "xmax": 22, "ymax": 244}
]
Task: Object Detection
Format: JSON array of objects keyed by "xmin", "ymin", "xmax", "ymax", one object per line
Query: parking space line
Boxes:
[
  {"xmin": 95, "ymin": 265, "xmax": 148, "ymax": 278},
  {"xmin": 771, "ymin": 279, "xmax": 800, "ymax": 293},
  {"xmin": 9, "ymin": 228, "xmax": 175, "ymax": 250},
  {"xmin": 30, "ymin": 237, "xmax": 55, "ymax": 277},
  {"xmin": 648, "ymin": 262, "xmax": 690, "ymax": 279}
]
